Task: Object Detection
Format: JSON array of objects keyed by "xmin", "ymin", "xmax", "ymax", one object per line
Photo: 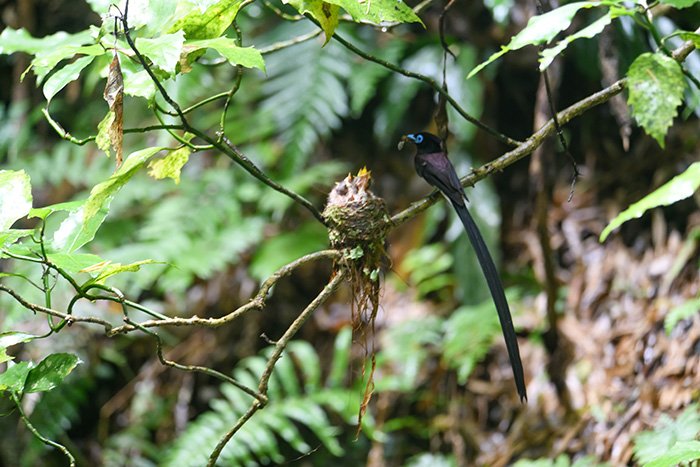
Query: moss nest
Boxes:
[{"xmin": 322, "ymin": 167, "xmax": 390, "ymax": 251}]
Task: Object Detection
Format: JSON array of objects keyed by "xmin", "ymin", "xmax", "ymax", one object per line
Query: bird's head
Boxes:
[{"xmin": 398, "ymin": 132, "xmax": 444, "ymax": 154}]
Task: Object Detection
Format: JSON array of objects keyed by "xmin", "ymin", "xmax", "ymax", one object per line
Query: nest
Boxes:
[{"xmin": 323, "ymin": 167, "xmax": 389, "ymax": 251}]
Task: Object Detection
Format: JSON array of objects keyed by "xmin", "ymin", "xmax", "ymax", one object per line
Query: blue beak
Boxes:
[{"xmin": 406, "ymin": 134, "xmax": 417, "ymax": 142}]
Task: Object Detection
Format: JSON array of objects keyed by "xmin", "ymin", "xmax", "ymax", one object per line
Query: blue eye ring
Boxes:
[{"xmin": 406, "ymin": 133, "xmax": 424, "ymax": 144}]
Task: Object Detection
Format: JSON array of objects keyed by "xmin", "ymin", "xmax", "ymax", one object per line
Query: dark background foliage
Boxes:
[{"xmin": 1, "ymin": 0, "xmax": 699, "ymax": 465}]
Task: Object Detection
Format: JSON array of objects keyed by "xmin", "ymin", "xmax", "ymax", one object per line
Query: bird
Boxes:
[{"xmin": 400, "ymin": 132, "xmax": 527, "ymax": 402}]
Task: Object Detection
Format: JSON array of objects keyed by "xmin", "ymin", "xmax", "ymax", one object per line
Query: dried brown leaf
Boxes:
[{"xmin": 103, "ymin": 51, "xmax": 124, "ymax": 167}]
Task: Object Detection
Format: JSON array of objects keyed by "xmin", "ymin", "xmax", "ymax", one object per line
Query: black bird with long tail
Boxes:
[{"xmin": 400, "ymin": 132, "xmax": 527, "ymax": 402}]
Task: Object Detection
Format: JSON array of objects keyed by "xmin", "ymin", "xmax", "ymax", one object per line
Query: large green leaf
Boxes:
[
  {"xmin": 0, "ymin": 229, "xmax": 33, "ymax": 250},
  {"xmin": 468, "ymin": 1, "xmax": 600, "ymax": 78},
  {"xmin": 46, "ymin": 252, "xmax": 105, "ymax": 273},
  {"xmin": 185, "ymin": 37, "xmax": 265, "ymax": 70},
  {"xmin": 135, "ymin": 30, "xmax": 185, "ymax": 74},
  {"xmin": 0, "ymin": 170, "xmax": 32, "ymax": 230},
  {"xmin": 53, "ymin": 147, "xmax": 166, "ymax": 252},
  {"xmin": 627, "ymin": 52, "xmax": 686, "ymax": 147},
  {"xmin": 43, "ymin": 55, "xmax": 96, "ymax": 102},
  {"xmin": 0, "ymin": 361, "xmax": 31, "ymax": 393},
  {"xmin": 325, "ymin": 0, "xmax": 422, "ymax": 25},
  {"xmin": 30, "ymin": 44, "xmax": 104, "ymax": 81},
  {"xmin": 600, "ymin": 162, "xmax": 700, "ymax": 241},
  {"xmin": 539, "ymin": 13, "xmax": 612, "ymax": 70},
  {"xmin": 29, "ymin": 199, "xmax": 86, "ymax": 221},
  {"xmin": 24, "ymin": 353, "xmax": 82, "ymax": 393},
  {"xmin": 0, "ymin": 332, "xmax": 37, "ymax": 364},
  {"xmin": 169, "ymin": 0, "xmax": 246, "ymax": 40},
  {"xmin": 0, "ymin": 28, "xmax": 92, "ymax": 56}
]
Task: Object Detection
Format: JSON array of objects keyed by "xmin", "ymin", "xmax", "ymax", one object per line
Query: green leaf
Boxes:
[
  {"xmin": 250, "ymin": 223, "xmax": 328, "ymax": 281},
  {"xmin": 285, "ymin": 0, "xmax": 339, "ymax": 44},
  {"xmin": 30, "ymin": 44, "xmax": 104, "ymax": 81},
  {"xmin": 678, "ymin": 31, "xmax": 700, "ymax": 48},
  {"xmin": 43, "ymin": 55, "xmax": 95, "ymax": 102},
  {"xmin": 169, "ymin": 0, "xmax": 246, "ymax": 40},
  {"xmin": 147, "ymin": 146, "xmax": 191, "ymax": 184},
  {"xmin": 53, "ymin": 147, "xmax": 166, "ymax": 252},
  {"xmin": 129, "ymin": 0, "xmax": 179, "ymax": 35},
  {"xmin": 0, "ymin": 28, "xmax": 92, "ymax": 56},
  {"xmin": 0, "ymin": 229, "xmax": 33, "ymax": 249},
  {"xmin": 659, "ymin": 0, "xmax": 700, "ymax": 8},
  {"xmin": 46, "ymin": 252, "xmax": 104, "ymax": 273},
  {"xmin": 85, "ymin": 259, "xmax": 159, "ymax": 284},
  {"xmin": 0, "ymin": 28, "xmax": 49, "ymax": 54},
  {"xmin": 627, "ymin": 52, "xmax": 686, "ymax": 147},
  {"xmin": 665, "ymin": 297, "xmax": 700, "ymax": 334},
  {"xmin": 122, "ymin": 69, "xmax": 156, "ymax": 100},
  {"xmin": 324, "ymin": 0, "xmax": 422, "ymax": 25},
  {"xmin": 135, "ymin": 30, "xmax": 185, "ymax": 74},
  {"xmin": 0, "ymin": 170, "xmax": 32, "ymax": 230},
  {"xmin": 327, "ymin": 327, "xmax": 352, "ymax": 388},
  {"xmin": 539, "ymin": 13, "xmax": 612, "ymax": 70},
  {"xmin": 600, "ymin": 162, "xmax": 700, "ymax": 241},
  {"xmin": 646, "ymin": 440, "xmax": 700, "ymax": 467},
  {"xmin": 468, "ymin": 1, "xmax": 599, "ymax": 78},
  {"xmin": 633, "ymin": 404, "xmax": 700, "ymax": 464},
  {"xmin": 442, "ymin": 302, "xmax": 501, "ymax": 383},
  {"xmin": 0, "ymin": 361, "xmax": 31, "ymax": 393},
  {"xmin": 0, "ymin": 332, "xmax": 37, "ymax": 364},
  {"xmin": 29, "ymin": 199, "xmax": 86, "ymax": 220},
  {"xmin": 96, "ymin": 110, "xmax": 115, "ymax": 157},
  {"xmin": 185, "ymin": 38, "xmax": 265, "ymax": 71},
  {"xmin": 24, "ymin": 353, "xmax": 81, "ymax": 393}
]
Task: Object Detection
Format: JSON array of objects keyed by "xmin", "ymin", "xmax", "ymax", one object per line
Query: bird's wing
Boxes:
[{"xmin": 417, "ymin": 152, "xmax": 465, "ymax": 206}]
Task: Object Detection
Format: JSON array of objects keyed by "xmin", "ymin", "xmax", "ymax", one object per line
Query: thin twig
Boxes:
[
  {"xmin": 259, "ymin": 29, "xmax": 323, "ymax": 54},
  {"xmin": 329, "ymin": 31, "xmax": 523, "ymax": 147},
  {"xmin": 116, "ymin": 7, "xmax": 326, "ymax": 223},
  {"xmin": 207, "ymin": 270, "xmax": 345, "ymax": 466},
  {"xmin": 0, "ymin": 284, "xmax": 114, "ymax": 332},
  {"xmin": 11, "ymin": 393, "xmax": 76, "ymax": 467},
  {"xmin": 125, "ymin": 317, "xmax": 267, "ymax": 404},
  {"xmin": 108, "ymin": 250, "xmax": 341, "ymax": 334}
]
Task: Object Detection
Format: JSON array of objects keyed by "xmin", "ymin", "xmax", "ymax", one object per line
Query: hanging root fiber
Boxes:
[{"xmin": 323, "ymin": 167, "xmax": 390, "ymax": 428}]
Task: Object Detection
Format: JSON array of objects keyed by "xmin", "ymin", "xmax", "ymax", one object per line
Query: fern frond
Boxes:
[
  {"xmin": 260, "ymin": 38, "xmax": 352, "ymax": 177},
  {"xmin": 162, "ymin": 329, "xmax": 365, "ymax": 466}
]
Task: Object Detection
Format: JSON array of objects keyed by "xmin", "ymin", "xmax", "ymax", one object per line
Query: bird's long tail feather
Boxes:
[{"xmin": 451, "ymin": 200, "xmax": 527, "ymax": 402}]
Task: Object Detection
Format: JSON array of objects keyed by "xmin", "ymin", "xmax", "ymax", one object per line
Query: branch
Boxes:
[
  {"xmin": 117, "ymin": 9, "xmax": 327, "ymax": 224},
  {"xmin": 0, "ymin": 284, "xmax": 114, "ymax": 332},
  {"xmin": 42, "ymin": 108, "xmax": 183, "ymax": 145},
  {"xmin": 329, "ymin": 31, "xmax": 523, "ymax": 147},
  {"xmin": 207, "ymin": 270, "xmax": 346, "ymax": 466},
  {"xmin": 125, "ymin": 317, "xmax": 266, "ymax": 404},
  {"xmin": 390, "ymin": 78, "xmax": 627, "ymax": 226},
  {"xmin": 390, "ymin": 28, "xmax": 700, "ymax": 226},
  {"xmin": 12, "ymin": 392, "xmax": 76, "ymax": 467},
  {"xmin": 108, "ymin": 250, "xmax": 341, "ymax": 334}
]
